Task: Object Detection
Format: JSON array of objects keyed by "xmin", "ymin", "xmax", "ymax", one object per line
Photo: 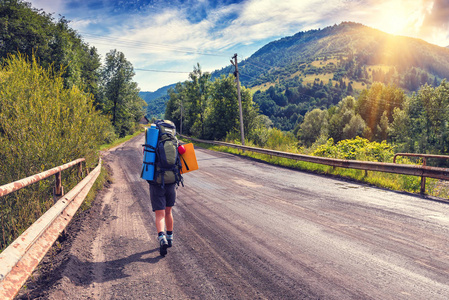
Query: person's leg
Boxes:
[
  {"xmin": 165, "ymin": 207, "xmax": 173, "ymax": 231},
  {"xmin": 155, "ymin": 209, "xmax": 166, "ymax": 233},
  {"xmin": 165, "ymin": 184, "xmax": 176, "ymax": 247},
  {"xmin": 150, "ymin": 183, "xmax": 169, "ymax": 256},
  {"xmin": 165, "ymin": 206, "xmax": 174, "ymax": 247},
  {"xmin": 155, "ymin": 209, "xmax": 168, "ymax": 256}
]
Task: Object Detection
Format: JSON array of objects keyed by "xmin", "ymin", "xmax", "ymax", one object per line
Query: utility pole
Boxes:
[{"xmin": 231, "ymin": 53, "xmax": 245, "ymax": 146}]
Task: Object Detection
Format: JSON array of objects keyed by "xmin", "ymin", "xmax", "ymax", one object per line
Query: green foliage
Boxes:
[
  {"xmin": 99, "ymin": 128, "xmax": 144, "ymax": 151},
  {"xmin": 0, "ymin": 54, "xmax": 111, "ymax": 250},
  {"xmin": 100, "ymin": 49, "xmax": 147, "ymax": 137},
  {"xmin": 253, "ymin": 80, "xmax": 351, "ymax": 132},
  {"xmin": 165, "ymin": 65, "xmax": 261, "ymax": 142},
  {"xmin": 298, "ymin": 108, "xmax": 328, "ymax": 147},
  {"xmin": 245, "ymin": 114, "xmax": 273, "ymax": 147},
  {"xmin": 165, "ymin": 82, "xmax": 185, "ymax": 131},
  {"xmin": 390, "ymin": 80, "xmax": 449, "ymax": 156},
  {"xmin": 327, "ymin": 96, "xmax": 367, "ymax": 142},
  {"xmin": 312, "ymin": 137, "xmax": 395, "ymax": 162},
  {"xmin": 264, "ymin": 128, "xmax": 298, "ymax": 152},
  {"xmin": 0, "ymin": 0, "xmax": 102, "ymax": 99},
  {"xmin": 356, "ymin": 82, "xmax": 405, "ymax": 141},
  {"xmin": 205, "ymin": 75, "xmax": 242, "ymax": 139},
  {"xmin": 297, "ymin": 81, "xmax": 449, "ymax": 160}
]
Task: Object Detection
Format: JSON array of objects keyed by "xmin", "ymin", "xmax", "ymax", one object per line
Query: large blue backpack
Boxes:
[{"xmin": 149, "ymin": 120, "xmax": 183, "ymax": 187}]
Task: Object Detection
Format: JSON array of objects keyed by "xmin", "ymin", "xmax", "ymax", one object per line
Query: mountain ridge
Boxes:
[
  {"xmin": 222, "ymin": 22, "xmax": 449, "ymax": 90},
  {"xmin": 146, "ymin": 22, "xmax": 449, "ymax": 123}
]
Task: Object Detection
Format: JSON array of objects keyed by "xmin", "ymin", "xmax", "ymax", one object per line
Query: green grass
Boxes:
[{"xmin": 183, "ymin": 139, "xmax": 447, "ymax": 199}]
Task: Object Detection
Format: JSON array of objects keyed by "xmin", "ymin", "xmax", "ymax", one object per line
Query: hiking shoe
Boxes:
[
  {"xmin": 166, "ymin": 234, "xmax": 173, "ymax": 247},
  {"xmin": 158, "ymin": 234, "xmax": 168, "ymax": 256}
]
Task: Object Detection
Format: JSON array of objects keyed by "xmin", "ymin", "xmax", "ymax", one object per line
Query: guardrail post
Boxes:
[
  {"xmin": 78, "ymin": 161, "xmax": 83, "ymax": 178},
  {"xmin": 53, "ymin": 171, "xmax": 64, "ymax": 198},
  {"xmin": 421, "ymin": 157, "xmax": 427, "ymax": 195}
]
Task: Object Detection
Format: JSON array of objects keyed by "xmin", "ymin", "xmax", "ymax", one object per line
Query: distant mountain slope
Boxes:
[
  {"xmin": 211, "ymin": 22, "xmax": 449, "ymax": 131},
  {"xmin": 140, "ymin": 83, "xmax": 176, "ymax": 103},
  {"xmin": 139, "ymin": 83, "xmax": 176, "ymax": 119},
  {"xmin": 213, "ymin": 22, "xmax": 449, "ymax": 91}
]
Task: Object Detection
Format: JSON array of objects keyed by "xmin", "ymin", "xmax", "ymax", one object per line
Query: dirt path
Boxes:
[{"xmin": 17, "ymin": 133, "xmax": 449, "ymax": 299}]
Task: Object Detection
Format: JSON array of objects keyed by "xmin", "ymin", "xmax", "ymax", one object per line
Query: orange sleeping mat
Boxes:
[{"xmin": 180, "ymin": 143, "xmax": 198, "ymax": 174}]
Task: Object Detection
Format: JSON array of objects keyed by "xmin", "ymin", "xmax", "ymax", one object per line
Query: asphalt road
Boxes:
[{"xmin": 22, "ymin": 133, "xmax": 449, "ymax": 299}]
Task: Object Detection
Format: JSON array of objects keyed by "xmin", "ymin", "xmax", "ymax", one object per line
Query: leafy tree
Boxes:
[
  {"xmin": 389, "ymin": 106, "xmax": 410, "ymax": 149},
  {"xmin": 166, "ymin": 66, "xmax": 260, "ymax": 141},
  {"xmin": 328, "ymin": 96, "xmax": 366, "ymax": 142},
  {"xmin": 356, "ymin": 82, "xmax": 405, "ymax": 141},
  {"xmin": 342, "ymin": 114, "xmax": 366, "ymax": 140},
  {"xmin": 204, "ymin": 75, "xmax": 241, "ymax": 140},
  {"xmin": 0, "ymin": 0, "xmax": 53, "ymax": 61},
  {"xmin": 184, "ymin": 63, "xmax": 210, "ymax": 137},
  {"xmin": 390, "ymin": 80, "xmax": 449, "ymax": 154},
  {"xmin": 100, "ymin": 49, "xmax": 146, "ymax": 137},
  {"xmin": 298, "ymin": 108, "xmax": 328, "ymax": 147},
  {"xmin": 165, "ymin": 82, "xmax": 185, "ymax": 132},
  {"xmin": 375, "ymin": 111, "xmax": 389, "ymax": 141},
  {"xmin": 0, "ymin": 1, "xmax": 102, "ymax": 99}
]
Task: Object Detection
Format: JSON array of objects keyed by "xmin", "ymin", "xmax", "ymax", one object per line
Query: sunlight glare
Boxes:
[{"xmin": 376, "ymin": 1, "xmax": 416, "ymax": 36}]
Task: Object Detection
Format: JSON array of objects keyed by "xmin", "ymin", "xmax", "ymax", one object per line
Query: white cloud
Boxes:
[{"xmin": 27, "ymin": 0, "xmax": 65, "ymax": 14}]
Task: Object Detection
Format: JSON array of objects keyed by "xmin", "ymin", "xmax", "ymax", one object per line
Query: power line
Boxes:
[
  {"xmin": 135, "ymin": 68, "xmax": 190, "ymax": 74},
  {"xmin": 242, "ymin": 60, "xmax": 272, "ymax": 71},
  {"xmin": 80, "ymin": 32, "xmax": 232, "ymax": 58},
  {"xmin": 241, "ymin": 57, "xmax": 274, "ymax": 70},
  {"xmin": 239, "ymin": 73, "xmax": 259, "ymax": 80}
]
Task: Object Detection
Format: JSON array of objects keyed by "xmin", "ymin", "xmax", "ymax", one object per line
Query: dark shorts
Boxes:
[{"xmin": 149, "ymin": 183, "xmax": 176, "ymax": 211}]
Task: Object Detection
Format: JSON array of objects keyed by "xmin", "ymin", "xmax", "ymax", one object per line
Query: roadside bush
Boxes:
[
  {"xmin": 0, "ymin": 54, "xmax": 112, "ymax": 251},
  {"xmin": 312, "ymin": 137, "xmax": 395, "ymax": 162},
  {"xmin": 226, "ymin": 127, "xmax": 298, "ymax": 152}
]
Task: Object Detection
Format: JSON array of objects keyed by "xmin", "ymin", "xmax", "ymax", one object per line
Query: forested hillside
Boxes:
[
  {"xmin": 211, "ymin": 22, "xmax": 449, "ymax": 131},
  {"xmin": 139, "ymin": 84, "xmax": 175, "ymax": 120},
  {"xmin": 214, "ymin": 22, "xmax": 449, "ymax": 90}
]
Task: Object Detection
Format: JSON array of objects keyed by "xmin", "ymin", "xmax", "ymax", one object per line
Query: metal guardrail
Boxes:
[
  {"xmin": 394, "ymin": 153, "xmax": 449, "ymax": 194},
  {"xmin": 0, "ymin": 159, "xmax": 101, "ymax": 300},
  {"xmin": 0, "ymin": 158, "xmax": 85, "ymax": 198},
  {"xmin": 180, "ymin": 135, "xmax": 449, "ymax": 194}
]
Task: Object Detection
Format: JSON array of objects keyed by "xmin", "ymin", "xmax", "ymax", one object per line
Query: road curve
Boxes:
[{"xmin": 19, "ymin": 133, "xmax": 449, "ymax": 299}]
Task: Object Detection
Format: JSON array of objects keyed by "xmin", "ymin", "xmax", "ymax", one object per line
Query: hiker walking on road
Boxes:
[
  {"xmin": 144, "ymin": 120, "xmax": 183, "ymax": 256},
  {"xmin": 150, "ymin": 182, "xmax": 176, "ymax": 256}
]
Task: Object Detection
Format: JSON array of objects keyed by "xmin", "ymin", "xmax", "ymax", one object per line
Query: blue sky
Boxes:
[{"xmin": 28, "ymin": 0, "xmax": 449, "ymax": 92}]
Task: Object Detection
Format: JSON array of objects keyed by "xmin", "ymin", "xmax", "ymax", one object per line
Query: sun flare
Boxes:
[
  {"xmin": 377, "ymin": 3, "xmax": 413, "ymax": 35},
  {"xmin": 372, "ymin": 0, "xmax": 428, "ymax": 37}
]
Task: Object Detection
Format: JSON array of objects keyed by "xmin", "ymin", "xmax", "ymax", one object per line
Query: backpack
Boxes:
[{"xmin": 149, "ymin": 120, "xmax": 183, "ymax": 187}]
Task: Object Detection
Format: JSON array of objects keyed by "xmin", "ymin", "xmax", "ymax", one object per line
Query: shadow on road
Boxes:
[{"xmin": 66, "ymin": 248, "xmax": 164, "ymax": 286}]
